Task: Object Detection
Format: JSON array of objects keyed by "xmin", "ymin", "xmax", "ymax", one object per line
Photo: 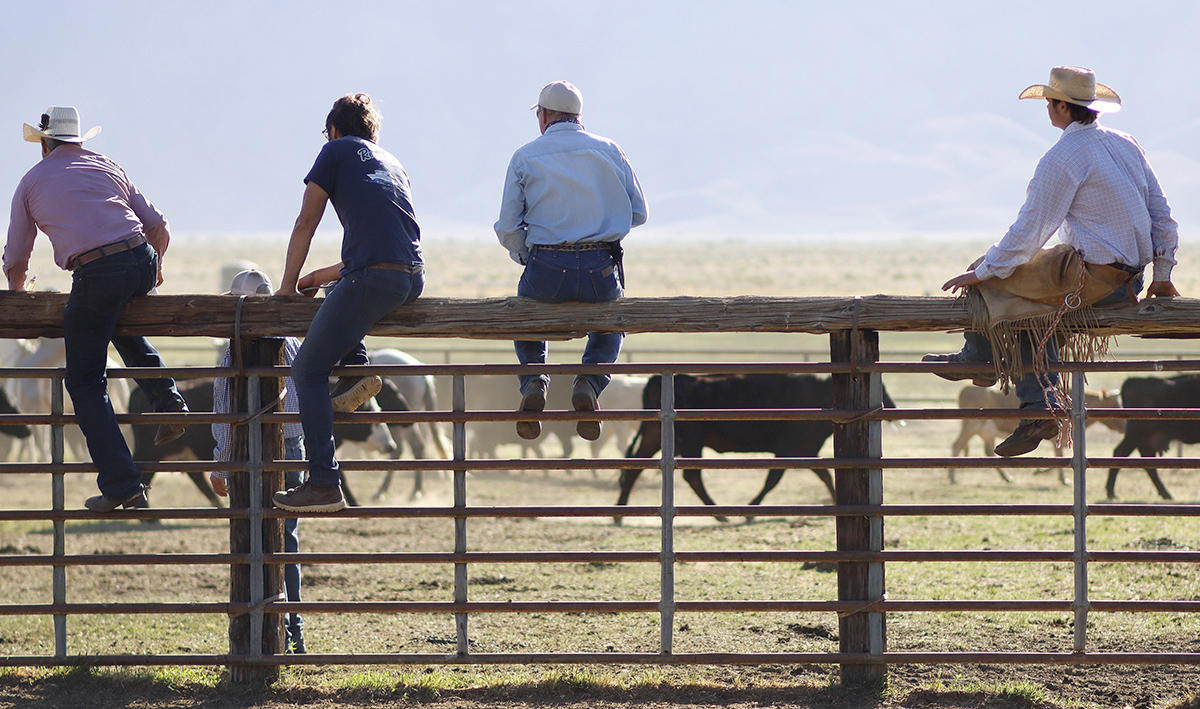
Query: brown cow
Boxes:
[{"xmin": 948, "ymin": 387, "xmax": 1123, "ymax": 484}]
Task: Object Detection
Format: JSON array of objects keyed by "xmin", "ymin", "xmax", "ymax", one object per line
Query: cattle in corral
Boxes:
[
  {"xmin": 130, "ymin": 379, "xmax": 401, "ymax": 509},
  {"xmin": 364, "ymin": 349, "xmax": 451, "ymax": 500},
  {"xmin": 542, "ymin": 374, "xmax": 650, "ymax": 471},
  {"xmin": 1105, "ymin": 374, "xmax": 1200, "ymax": 500},
  {"xmin": 948, "ymin": 386, "xmax": 1124, "ymax": 485},
  {"xmin": 0, "ymin": 385, "xmax": 33, "ymax": 446},
  {"xmin": 1, "ymin": 338, "xmax": 131, "ymax": 462},
  {"xmin": 617, "ymin": 373, "xmax": 895, "ymax": 523},
  {"xmin": 464, "ymin": 375, "xmax": 554, "ymax": 458}
]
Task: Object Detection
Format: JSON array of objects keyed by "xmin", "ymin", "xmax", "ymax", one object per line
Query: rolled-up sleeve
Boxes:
[
  {"xmin": 1144, "ymin": 161, "xmax": 1178, "ymax": 282},
  {"xmin": 494, "ymin": 155, "xmax": 530, "ymax": 264},
  {"xmin": 3, "ymin": 179, "xmax": 37, "ymax": 278}
]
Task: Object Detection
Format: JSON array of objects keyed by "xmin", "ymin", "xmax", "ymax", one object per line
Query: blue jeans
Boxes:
[
  {"xmin": 959, "ymin": 274, "xmax": 1142, "ymax": 409},
  {"xmin": 291, "ymin": 268, "xmax": 423, "ymax": 486},
  {"xmin": 514, "ymin": 247, "xmax": 624, "ymax": 397},
  {"xmin": 64, "ymin": 242, "xmax": 183, "ymax": 499},
  {"xmin": 283, "ymin": 435, "xmax": 304, "ymax": 638}
]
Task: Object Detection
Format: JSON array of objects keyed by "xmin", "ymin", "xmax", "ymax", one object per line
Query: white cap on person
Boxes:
[
  {"xmin": 531, "ymin": 81, "xmax": 582, "ymax": 114},
  {"xmin": 224, "ymin": 269, "xmax": 273, "ymax": 295}
]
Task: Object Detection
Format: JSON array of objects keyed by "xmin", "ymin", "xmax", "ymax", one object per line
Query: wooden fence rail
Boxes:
[{"xmin": 2, "ymin": 292, "xmax": 1200, "ymax": 685}]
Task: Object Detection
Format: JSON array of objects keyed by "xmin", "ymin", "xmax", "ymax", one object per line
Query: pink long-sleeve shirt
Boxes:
[{"xmin": 4, "ymin": 144, "xmax": 166, "ymax": 276}]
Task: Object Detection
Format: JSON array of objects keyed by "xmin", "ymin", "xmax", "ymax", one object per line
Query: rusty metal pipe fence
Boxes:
[{"xmin": 1, "ymin": 350, "xmax": 1199, "ymax": 681}]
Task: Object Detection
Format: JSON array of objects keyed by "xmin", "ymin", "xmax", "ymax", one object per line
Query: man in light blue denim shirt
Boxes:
[{"xmin": 495, "ymin": 81, "xmax": 647, "ymax": 443}]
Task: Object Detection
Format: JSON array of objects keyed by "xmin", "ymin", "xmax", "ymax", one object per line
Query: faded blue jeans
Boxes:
[
  {"xmin": 958, "ymin": 274, "xmax": 1142, "ymax": 409},
  {"xmin": 282, "ymin": 435, "xmax": 304, "ymax": 639},
  {"xmin": 64, "ymin": 242, "xmax": 184, "ymax": 499},
  {"xmin": 514, "ymin": 246, "xmax": 624, "ymax": 397},
  {"xmin": 291, "ymin": 267, "xmax": 423, "ymax": 486}
]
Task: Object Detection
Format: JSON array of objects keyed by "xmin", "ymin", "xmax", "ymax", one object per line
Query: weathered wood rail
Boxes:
[{"xmin": 4, "ymin": 292, "xmax": 1200, "ymax": 338}]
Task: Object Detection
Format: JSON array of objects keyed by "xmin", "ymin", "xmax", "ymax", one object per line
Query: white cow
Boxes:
[
  {"xmin": 361, "ymin": 348, "xmax": 451, "ymax": 500},
  {"xmin": 1, "ymin": 338, "xmax": 132, "ymax": 462}
]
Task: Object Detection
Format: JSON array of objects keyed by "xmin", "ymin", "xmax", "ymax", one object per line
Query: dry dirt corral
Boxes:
[{"xmin": 2, "ymin": 235, "xmax": 1199, "ymax": 708}]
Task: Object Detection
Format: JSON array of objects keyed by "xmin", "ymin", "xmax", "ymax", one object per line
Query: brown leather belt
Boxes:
[
  {"xmin": 367, "ymin": 261, "xmax": 423, "ymax": 274},
  {"xmin": 68, "ymin": 234, "xmax": 146, "ymax": 270}
]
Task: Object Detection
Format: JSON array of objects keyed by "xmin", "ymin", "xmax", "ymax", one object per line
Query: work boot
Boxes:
[
  {"xmin": 516, "ymin": 384, "xmax": 546, "ymax": 440},
  {"xmin": 995, "ymin": 418, "xmax": 1060, "ymax": 457},
  {"xmin": 330, "ymin": 375, "xmax": 383, "ymax": 413},
  {"xmin": 571, "ymin": 378, "xmax": 601, "ymax": 441},
  {"xmin": 921, "ymin": 352, "xmax": 998, "ymax": 387},
  {"xmin": 153, "ymin": 396, "xmax": 190, "ymax": 446},
  {"xmin": 84, "ymin": 484, "xmax": 149, "ymax": 513},
  {"xmin": 273, "ymin": 481, "xmax": 346, "ymax": 513}
]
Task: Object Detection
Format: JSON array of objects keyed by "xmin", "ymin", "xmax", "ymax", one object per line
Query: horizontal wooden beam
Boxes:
[{"xmin": 2, "ymin": 292, "xmax": 1199, "ymax": 339}]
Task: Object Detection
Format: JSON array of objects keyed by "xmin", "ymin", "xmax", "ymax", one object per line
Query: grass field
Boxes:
[{"xmin": 2, "ymin": 234, "xmax": 1200, "ymax": 708}]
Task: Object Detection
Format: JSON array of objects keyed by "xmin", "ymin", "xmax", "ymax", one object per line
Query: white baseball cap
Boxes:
[
  {"xmin": 224, "ymin": 269, "xmax": 273, "ymax": 295},
  {"xmin": 531, "ymin": 81, "xmax": 583, "ymax": 114},
  {"xmin": 23, "ymin": 106, "xmax": 101, "ymax": 143}
]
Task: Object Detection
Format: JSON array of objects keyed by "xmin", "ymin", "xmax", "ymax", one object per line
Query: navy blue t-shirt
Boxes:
[{"xmin": 304, "ymin": 136, "xmax": 422, "ymax": 275}]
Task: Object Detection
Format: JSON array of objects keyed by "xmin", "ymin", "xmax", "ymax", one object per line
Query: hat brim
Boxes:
[
  {"xmin": 23, "ymin": 124, "xmax": 101, "ymax": 143},
  {"xmin": 1018, "ymin": 83, "xmax": 1122, "ymax": 113}
]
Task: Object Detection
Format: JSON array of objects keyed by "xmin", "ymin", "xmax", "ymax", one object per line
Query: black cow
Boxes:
[
  {"xmin": 617, "ymin": 373, "xmax": 894, "ymax": 523},
  {"xmin": 0, "ymin": 386, "xmax": 32, "ymax": 441},
  {"xmin": 1105, "ymin": 374, "xmax": 1200, "ymax": 500},
  {"xmin": 130, "ymin": 379, "xmax": 411, "ymax": 508}
]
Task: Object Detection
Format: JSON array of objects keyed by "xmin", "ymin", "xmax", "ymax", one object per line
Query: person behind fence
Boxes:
[
  {"xmin": 925, "ymin": 66, "xmax": 1180, "ymax": 457},
  {"xmin": 3, "ymin": 106, "xmax": 189, "ymax": 512},
  {"xmin": 495, "ymin": 80, "xmax": 647, "ymax": 442},
  {"xmin": 272, "ymin": 93, "xmax": 424, "ymax": 513},
  {"xmin": 208, "ymin": 269, "xmax": 307, "ymax": 654}
]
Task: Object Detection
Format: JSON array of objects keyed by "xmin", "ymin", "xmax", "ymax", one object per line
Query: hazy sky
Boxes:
[{"xmin": 4, "ymin": 1, "xmax": 1200, "ymax": 245}]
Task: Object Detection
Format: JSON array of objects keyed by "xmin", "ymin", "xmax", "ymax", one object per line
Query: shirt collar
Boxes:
[
  {"xmin": 1062, "ymin": 120, "xmax": 1099, "ymax": 138},
  {"xmin": 544, "ymin": 121, "xmax": 583, "ymax": 134}
]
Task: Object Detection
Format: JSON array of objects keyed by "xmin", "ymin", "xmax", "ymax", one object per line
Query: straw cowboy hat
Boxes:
[
  {"xmin": 22, "ymin": 106, "xmax": 102, "ymax": 143},
  {"xmin": 1018, "ymin": 66, "xmax": 1121, "ymax": 113}
]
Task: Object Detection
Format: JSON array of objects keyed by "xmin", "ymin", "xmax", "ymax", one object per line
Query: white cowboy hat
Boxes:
[
  {"xmin": 22, "ymin": 106, "xmax": 102, "ymax": 143},
  {"xmin": 1018, "ymin": 66, "xmax": 1121, "ymax": 113}
]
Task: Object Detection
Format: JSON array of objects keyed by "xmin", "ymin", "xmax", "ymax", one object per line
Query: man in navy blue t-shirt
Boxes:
[{"xmin": 273, "ymin": 93, "xmax": 424, "ymax": 513}]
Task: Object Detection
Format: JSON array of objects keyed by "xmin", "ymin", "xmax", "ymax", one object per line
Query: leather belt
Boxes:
[
  {"xmin": 367, "ymin": 261, "xmax": 423, "ymax": 274},
  {"xmin": 534, "ymin": 242, "xmax": 611, "ymax": 251},
  {"xmin": 68, "ymin": 234, "xmax": 146, "ymax": 270}
]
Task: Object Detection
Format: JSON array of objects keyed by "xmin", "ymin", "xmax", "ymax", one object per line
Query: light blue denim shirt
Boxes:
[{"xmin": 495, "ymin": 121, "xmax": 647, "ymax": 264}]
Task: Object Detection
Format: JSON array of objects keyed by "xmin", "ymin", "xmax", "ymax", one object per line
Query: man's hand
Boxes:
[
  {"xmin": 208, "ymin": 473, "xmax": 228, "ymax": 497},
  {"xmin": 1146, "ymin": 280, "xmax": 1181, "ymax": 298},
  {"xmin": 941, "ymin": 271, "xmax": 982, "ymax": 294}
]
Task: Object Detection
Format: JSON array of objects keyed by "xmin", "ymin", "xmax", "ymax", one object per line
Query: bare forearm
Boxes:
[
  {"xmin": 280, "ymin": 220, "xmax": 318, "ymax": 291},
  {"xmin": 5, "ymin": 262, "xmax": 28, "ymax": 291}
]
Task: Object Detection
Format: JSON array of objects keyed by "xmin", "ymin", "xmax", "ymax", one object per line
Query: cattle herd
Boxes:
[{"xmin": 0, "ymin": 336, "xmax": 1197, "ymax": 515}]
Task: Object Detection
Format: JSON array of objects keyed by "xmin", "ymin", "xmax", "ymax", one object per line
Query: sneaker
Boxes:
[
  {"xmin": 330, "ymin": 375, "xmax": 383, "ymax": 413},
  {"xmin": 516, "ymin": 385, "xmax": 545, "ymax": 440},
  {"xmin": 84, "ymin": 485, "xmax": 149, "ymax": 513},
  {"xmin": 153, "ymin": 396, "xmax": 190, "ymax": 446},
  {"xmin": 571, "ymin": 379, "xmax": 601, "ymax": 441},
  {"xmin": 273, "ymin": 481, "xmax": 346, "ymax": 513},
  {"xmin": 921, "ymin": 352, "xmax": 998, "ymax": 387},
  {"xmin": 995, "ymin": 418, "xmax": 1060, "ymax": 457}
]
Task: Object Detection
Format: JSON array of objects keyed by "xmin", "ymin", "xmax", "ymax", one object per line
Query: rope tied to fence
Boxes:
[
  {"xmin": 227, "ymin": 592, "xmax": 287, "ymax": 618},
  {"xmin": 829, "ymin": 403, "xmax": 883, "ymax": 425},
  {"xmin": 837, "ymin": 592, "xmax": 888, "ymax": 619}
]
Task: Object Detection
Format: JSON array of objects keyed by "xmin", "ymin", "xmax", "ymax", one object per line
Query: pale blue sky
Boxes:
[{"xmin": 4, "ymin": 1, "xmax": 1200, "ymax": 243}]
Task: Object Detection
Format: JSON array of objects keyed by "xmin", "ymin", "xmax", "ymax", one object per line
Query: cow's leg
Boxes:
[
  {"xmin": 980, "ymin": 436, "xmax": 1013, "ymax": 483},
  {"xmin": 614, "ymin": 468, "xmax": 644, "ymax": 525},
  {"xmin": 1138, "ymin": 446, "xmax": 1174, "ymax": 501},
  {"xmin": 948, "ymin": 426, "xmax": 974, "ymax": 484},
  {"xmin": 681, "ymin": 468, "xmax": 727, "ymax": 523},
  {"xmin": 812, "ymin": 468, "xmax": 835, "ymax": 501},
  {"xmin": 339, "ymin": 471, "xmax": 359, "ymax": 507},
  {"xmin": 1106, "ymin": 437, "xmax": 1137, "ymax": 499}
]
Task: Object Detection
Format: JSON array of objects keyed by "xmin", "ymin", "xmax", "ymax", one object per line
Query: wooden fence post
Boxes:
[
  {"xmin": 228, "ymin": 337, "xmax": 286, "ymax": 683},
  {"xmin": 831, "ymin": 328, "xmax": 886, "ymax": 685}
]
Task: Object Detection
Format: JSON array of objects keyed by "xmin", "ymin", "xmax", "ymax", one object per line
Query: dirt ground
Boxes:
[{"xmin": 2, "ymin": 236, "xmax": 1200, "ymax": 708}]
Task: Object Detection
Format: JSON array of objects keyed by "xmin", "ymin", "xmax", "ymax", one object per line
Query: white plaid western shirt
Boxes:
[{"xmin": 975, "ymin": 121, "xmax": 1178, "ymax": 282}]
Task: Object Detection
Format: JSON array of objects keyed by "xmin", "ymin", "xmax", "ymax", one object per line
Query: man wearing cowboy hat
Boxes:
[
  {"xmin": 495, "ymin": 80, "xmax": 647, "ymax": 443},
  {"xmin": 3, "ymin": 106, "xmax": 189, "ymax": 512},
  {"xmin": 926, "ymin": 66, "xmax": 1180, "ymax": 456}
]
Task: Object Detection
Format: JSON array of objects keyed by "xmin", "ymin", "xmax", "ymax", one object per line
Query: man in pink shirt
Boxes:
[{"xmin": 3, "ymin": 106, "xmax": 188, "ymax": 512}]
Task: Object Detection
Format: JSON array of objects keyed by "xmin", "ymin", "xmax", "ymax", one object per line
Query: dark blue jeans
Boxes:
[
  {"xmin": 283, "ymin": 436, "xmax": 304, "ymax": 638},
  {"xmin": 64, "ymin": 243, "xmax": 183, "ymax": 499},
  {"xmin": 514, "ymin": 247, "xmax": 624, "ymax": 397},
  {"xmin": 291, "ymin": 267, "xmax": 423, "ymax": 486},
  {"xmin": 959, "ymin": 274, "xmax": 1142, "ymax": 409}
]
